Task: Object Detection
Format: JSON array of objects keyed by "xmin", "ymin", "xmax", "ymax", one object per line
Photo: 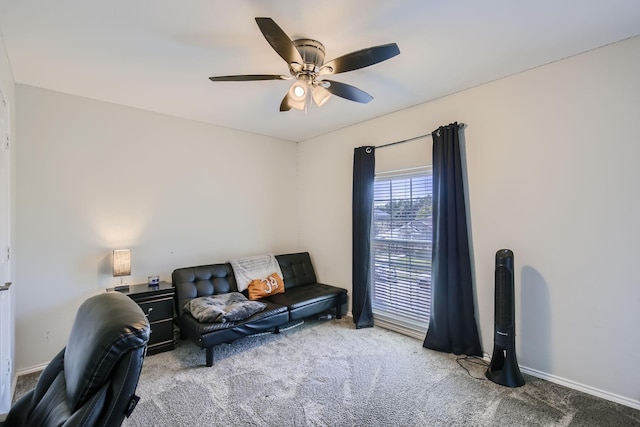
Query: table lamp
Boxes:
[{"xmin": 113, "ymin": 249, "xmax": 131, "ymax": 291}]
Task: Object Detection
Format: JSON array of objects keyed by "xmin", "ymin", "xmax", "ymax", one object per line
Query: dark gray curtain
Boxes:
[
  {"xmin": 423, "ymin": 123, "xmax": 482, "ymax": 356},
  {"xmin": 352, "ymin": 146, "xmax": 375, "ymax": 329}
]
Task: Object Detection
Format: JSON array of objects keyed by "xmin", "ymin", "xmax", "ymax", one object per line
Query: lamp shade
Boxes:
[
  {"xmin": 112, "ymin": 249, "xmax": 131, "ymax": 277},
  {"xmin": 287, "ymin": 81, "xmax": 308, "ymax": 111},
  {"xmin": 312, "ymin": 86, "xmax": 331, "ymax": 107}
]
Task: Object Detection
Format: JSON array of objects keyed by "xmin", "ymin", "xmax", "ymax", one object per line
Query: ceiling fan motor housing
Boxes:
[{"xmin": 292, "ymin": 39, "xmax": 325, "ymax": 73}]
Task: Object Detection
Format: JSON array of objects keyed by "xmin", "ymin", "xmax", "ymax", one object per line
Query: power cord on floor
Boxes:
[{"xmin": 456, "ymin": 355, "xmax": 489, "ymax": 380}]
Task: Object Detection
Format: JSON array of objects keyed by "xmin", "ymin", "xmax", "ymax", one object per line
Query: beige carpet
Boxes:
[{"xmin": 14, "ymin": 317, "xmax": 640, "ymax": 426}]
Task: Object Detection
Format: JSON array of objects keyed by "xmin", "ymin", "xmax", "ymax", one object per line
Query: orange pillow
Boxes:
[{"xmin": 247, "ymin": 273, "xmax": 285, "ymax": 300}]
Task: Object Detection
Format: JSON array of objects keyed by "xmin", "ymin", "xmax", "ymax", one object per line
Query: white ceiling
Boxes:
[{"xmin": 0, "ymin": 1, "xmax": 639, "ymax": 142}]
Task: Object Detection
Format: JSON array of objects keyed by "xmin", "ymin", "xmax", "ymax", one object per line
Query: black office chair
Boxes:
[{"xmin": 0, "ymin": 291, "xmax": 150, "ymax": 427}]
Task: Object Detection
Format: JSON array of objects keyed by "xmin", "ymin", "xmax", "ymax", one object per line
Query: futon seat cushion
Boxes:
[
  {"xmin": 179, "ymin": 300, "xmax": 289, "ymax": 349},
  {"xmin": 180, "ymin": 300, "xmax": 287, "ymax": 335},
  {"xmin": 263, "ymin": 283, "xmax": 346, "ymax": 310}
]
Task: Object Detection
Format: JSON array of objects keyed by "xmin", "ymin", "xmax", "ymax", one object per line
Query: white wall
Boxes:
[
  {"xmin": 298, "ymin": 36, "xmax": 640, "ymax": 406},
  {"xmin": 15, "ymin": 86, "xmax": 299, "ymax": 370}
]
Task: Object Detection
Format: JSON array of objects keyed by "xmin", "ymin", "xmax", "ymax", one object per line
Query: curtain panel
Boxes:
[
  {"xmin": 423, "ymin": 123, "xmax": 482, "ymax": 356},
  {"xmin": 352, "ymin": 146, "xmax": 375, "ymax": 329}
]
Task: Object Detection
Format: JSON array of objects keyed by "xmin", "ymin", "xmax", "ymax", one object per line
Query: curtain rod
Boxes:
[{"xmin": 375, "ymin": 122, "xmax": 465, "ymax": 149}]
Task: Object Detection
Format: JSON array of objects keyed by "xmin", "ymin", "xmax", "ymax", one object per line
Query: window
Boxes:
[{"xmin": 371, "ymin": 168, "xmax": 432, "ymax": 336}]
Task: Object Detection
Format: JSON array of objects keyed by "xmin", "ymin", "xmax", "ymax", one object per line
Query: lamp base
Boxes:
[{"xmin": 113, "ymin": 284, "xmax": 130, "ymax": 292}]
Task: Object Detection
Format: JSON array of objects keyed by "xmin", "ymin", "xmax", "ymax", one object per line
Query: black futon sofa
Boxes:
[{"xmin": 172, "ymin": 252, "xmax": 347, "ymax": 366}]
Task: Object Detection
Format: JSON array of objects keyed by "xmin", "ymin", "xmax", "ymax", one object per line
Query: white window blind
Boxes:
[{"xmin": 371, "ymin": 168, "xmax": 432, "ymax": 334}]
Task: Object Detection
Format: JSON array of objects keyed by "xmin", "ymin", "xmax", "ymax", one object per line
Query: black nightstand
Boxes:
[{"xmin": 111, "ymin": 281, "xmax": 175, "ymax": 355}]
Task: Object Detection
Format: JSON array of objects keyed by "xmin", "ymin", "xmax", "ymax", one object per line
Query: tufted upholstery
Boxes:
[
  {"xmin": 1, "ymin": 292, "xmax": 150, "ymax": 427},
  {"xmin": 172, "ymin": 263, "xmax": 238, "ymax": 315},
  {"xmin": 275, "ymin": 252, "xmax": 318, "ymax": 288},
  {"xmin": 172, "ymin": 252, "xmax": 348, "ymax": 367}
]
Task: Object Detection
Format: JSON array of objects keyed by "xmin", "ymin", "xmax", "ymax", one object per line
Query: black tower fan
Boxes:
[{"xmin": 486, "ymin": 249, "xmax": 525, "ymax": 387}]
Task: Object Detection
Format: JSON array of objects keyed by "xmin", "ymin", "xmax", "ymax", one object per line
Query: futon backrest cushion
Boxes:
[
  {"xmin": 275, "ymin": 252, "xmax": 318, "ymax": 289},
  {"xmin": 172, "ymin": 263, "xmax": 238, "ymax": 314}
]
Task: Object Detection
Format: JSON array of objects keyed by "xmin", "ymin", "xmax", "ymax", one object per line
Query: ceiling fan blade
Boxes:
[
  {"xmin": 209, "ymin": 74, "xmax": 287, "ymax": 82},
  {"xmin": 255, "ymin": 17, "xmax": 303, "ymax": 66},
  {"xmin": 280, "ymin": 93, "xmax": 293, "ymax": 111},
  {"xmin": 280, "ymin": 92, "xmax": 308, "ymax": 112},
  {"xmin": 322, "ymin": 43, "xmax": 400, "ymax": 74},
  {"xmin": 323, "ymin": 80, "xmax": 373, "ymax": 104}
]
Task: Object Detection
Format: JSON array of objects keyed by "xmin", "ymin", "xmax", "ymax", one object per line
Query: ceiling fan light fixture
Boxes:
[
  {"xmin": 287, "ymin": 81, "xmax": 308, "ymax": 111},
  {"xmin": 312, "ymin": 85, "xmax": 331, "ymax": 107},
  {"xmin": 293, "ymin": 84, "xmax": 306, "ymax": 98}
]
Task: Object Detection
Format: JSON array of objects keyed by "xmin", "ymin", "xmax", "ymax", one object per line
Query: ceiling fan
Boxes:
[{"xmin": 209, "ymin": 17, "xmax": 400, "ymax": 112}]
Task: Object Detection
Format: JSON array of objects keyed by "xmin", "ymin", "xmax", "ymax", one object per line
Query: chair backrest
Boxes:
[{"xmin": 4, "ymin": 292, "xmax": 150, "ymax": 427}]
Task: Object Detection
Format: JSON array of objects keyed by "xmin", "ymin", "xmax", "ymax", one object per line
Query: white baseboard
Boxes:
[
  {"xmin": 16, "ymin": 362, "xmax": 47, "ymax": 377},
  {"xmin": 372, "ymin": 322, "xmax": 640, "ymax": 411},
  {"xmin": 477, "ymin": 352, "xmax": 639, "ymax": 410},
  {"xmin": 519, "ymin": 365, "xmax": 640, "ymax": 411}
]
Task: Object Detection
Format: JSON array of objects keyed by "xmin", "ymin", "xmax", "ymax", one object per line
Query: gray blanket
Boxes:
[{"xmin": 184, "ymin": 292, "xmax": 267, "ymax": 323}]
